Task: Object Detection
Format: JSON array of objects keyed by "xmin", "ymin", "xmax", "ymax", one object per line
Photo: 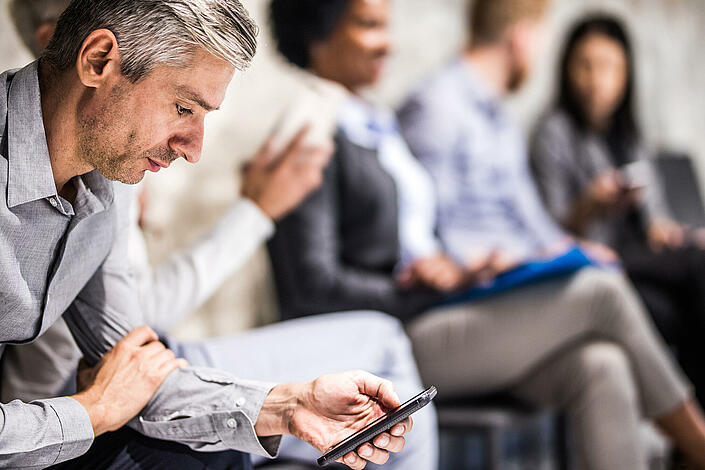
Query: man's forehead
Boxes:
[{"xmin": 175, "ymin": 85, "xmax": 219, "ymax": 112}]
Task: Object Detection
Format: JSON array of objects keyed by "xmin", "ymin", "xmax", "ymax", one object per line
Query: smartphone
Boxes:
[
  {"xmin": 317, "ymin": 386, "xmax": 437, "ymax": 467},
  {"xmin": 620, "ymin": 160, "xmax": 652, "ymax": 190}
]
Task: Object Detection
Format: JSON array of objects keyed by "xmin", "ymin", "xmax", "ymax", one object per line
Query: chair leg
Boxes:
[{"xmin": 486, "ymin": 429, "xmax": 503, "ymax": 470}]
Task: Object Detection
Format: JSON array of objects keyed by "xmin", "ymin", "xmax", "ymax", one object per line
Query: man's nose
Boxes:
[{"xmin": 170, "ymin": 123, "xmax": 204, "ymax": 164}]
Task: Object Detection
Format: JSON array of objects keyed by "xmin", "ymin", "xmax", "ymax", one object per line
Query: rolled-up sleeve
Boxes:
[{"xmin": 0, "ymin": 397, "xmax": 93, "ymax": 468}]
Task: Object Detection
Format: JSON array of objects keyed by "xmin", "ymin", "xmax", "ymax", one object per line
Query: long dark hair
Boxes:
[{"xmin": 558, "ymin": 15, "xmax": 639, "ymax": 162}]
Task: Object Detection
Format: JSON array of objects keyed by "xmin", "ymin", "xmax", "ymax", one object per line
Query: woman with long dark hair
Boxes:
[{"xmin": 531, "ymin": 14, "xmax": 705, "ymax": 407}]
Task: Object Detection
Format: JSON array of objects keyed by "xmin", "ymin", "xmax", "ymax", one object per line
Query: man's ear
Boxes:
[{"xmin": 76, "ymin": 29, "xmax": 122, "ymax": 88}]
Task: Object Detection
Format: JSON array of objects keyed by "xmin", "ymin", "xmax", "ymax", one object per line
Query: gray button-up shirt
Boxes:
[
  {"xmin": 0, "ymin": 61, "xmax": 280, "ymax": 469},
  {"xmin": 398, "ymin": 59, "xmax": 565, "ymax": 262}
]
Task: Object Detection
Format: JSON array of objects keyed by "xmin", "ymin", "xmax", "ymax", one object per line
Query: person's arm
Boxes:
[
  {"xmin": 61, "ymin": 183, "xmax": 281, "ymax": 457},
  {"xmin": 529, "ymin": 117, "xmax": 594, "ymax": 235},
  {"xmin": 62, "ymin": 182, "xmax": 410, "ymax": 469},
  {"xmin": 140, "ymin": 198, "xmax": 274, "ymax": 331},
  {"xmin": 141, "ymin": 129, "xmax": 331, "ymax": 331},
  {"xmin": 269, "ymin": 149, "xmax": 437, "ymax": 320},
  {"xmin": 0, "ymin": 396, "xmax": 94, "ymax": 468}
]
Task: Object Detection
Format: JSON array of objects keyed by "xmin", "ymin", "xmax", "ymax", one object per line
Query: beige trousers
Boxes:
[{"xmin": 408, "ymin": 268, "xmax": 691, "ymax": 470}]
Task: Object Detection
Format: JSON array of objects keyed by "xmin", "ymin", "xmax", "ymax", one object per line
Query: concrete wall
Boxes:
[{"xmin": 2, "ymin": 0, "xmax": 704, "ymax": 340}]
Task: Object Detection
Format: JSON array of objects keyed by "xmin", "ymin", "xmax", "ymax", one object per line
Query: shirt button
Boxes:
[
  {"xmin": 235, "ymin": 397, "xmax": 246, "ymax": 408},
  {"xmin": 49, "ymin": 197, "xmax": 58, "ymax": 207},
  {"xmin": 226, "ymin": 418, "xmax": 237, "ymax": 429}
]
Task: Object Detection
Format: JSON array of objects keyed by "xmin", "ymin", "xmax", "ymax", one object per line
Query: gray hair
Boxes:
[
  {"xmin": 43, "ymin": 0, "xmax": 258, "ymax": 82},
  {"xmin": 9, "ymin": 0, "xmax": 71, "ymax": 56}
]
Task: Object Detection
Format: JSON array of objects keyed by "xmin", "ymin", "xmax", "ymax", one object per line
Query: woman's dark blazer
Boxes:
[{"xmin": 267, "ymin": 132, "xmax": 441, "ymax": 321}]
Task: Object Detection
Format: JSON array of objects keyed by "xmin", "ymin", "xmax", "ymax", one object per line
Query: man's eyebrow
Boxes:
[{"xmin": 176, "ymin": 86, "xmax": 219, "ymax": 112}]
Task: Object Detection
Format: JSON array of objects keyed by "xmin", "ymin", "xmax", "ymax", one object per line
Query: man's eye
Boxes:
[{"xmin": 176, "ymin": 104, "xmax": 193, "ymax": 116}]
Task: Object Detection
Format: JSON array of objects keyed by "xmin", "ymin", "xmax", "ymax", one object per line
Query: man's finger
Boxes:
[
  {"xmin": 149, "ymin": 348, "xmax": 177, "ymax": 370},
  {"xmin": 341, "ymin": 451, "xmax": 366, "ymax": 470},
  {"xmin": 372, "ymin": 432, "xmax": 405, "ymax": 453},
  {"xmin": 390, "ymin": 417, "xmax": 413, "ymax": 436},
  {"xmin": 138, "ymin": 340, "xmax": 167, "ymax": 359},
  {"xmin": 353, "ymin": 371, "xmax": 400, "ymax": 409},
  {"xmin": 156, "ymin": 358, "xmax": 189, "ymax": 380},
  {"xmin": 357, "ymin": 442, "xmax": 389, "ymax": 465},
  {"xmin": 122, "ymin": 325, "xmax": 159, "ymax": 347}
]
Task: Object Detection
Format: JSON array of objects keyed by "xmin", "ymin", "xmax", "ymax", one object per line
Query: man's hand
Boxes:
[
  {"xmin": 464, "ymin": 250, "xmax": 520, "ymax": 285},
  {"xmin": 397, "ymin": 254, "xmax": 469, "ymax": 292},
  {"xmin": 255, "ymin": 371, "xmax": 413, "ymax": 470},
  {"xmin": 575, "ymin": 239, "xmax": 620, "ymax": 265},
  {"xmin": 241, "ymin": 126, "xmax": 333, "ymax": 220},
  {"xmin": 71, "ymin": 326, "xmax": 188, "ymax": 437}
]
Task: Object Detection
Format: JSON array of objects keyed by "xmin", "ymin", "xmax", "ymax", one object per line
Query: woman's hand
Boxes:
[{"xmin": 648, "ymin": 218, "xmax": 685, "ymax": 252}]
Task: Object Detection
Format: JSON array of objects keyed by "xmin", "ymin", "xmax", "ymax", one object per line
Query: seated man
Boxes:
[
  {"xmin": 266, "ymin": 0, "xmax": 705, "ymax": 468},
  {"xmin": 0, "ymin": 0, "xmax": 414, "ymax": 468},
  {"xmin": 2, "ymin": 3, "xmax": 437, "ymax": 469}
]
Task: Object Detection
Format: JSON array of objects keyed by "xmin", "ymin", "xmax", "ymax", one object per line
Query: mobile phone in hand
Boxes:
[
  {"xmin": 619, "ymin": 160, "xmax": 651, "ymax": 190},
  {"xmin": 317, "ymin": 386, "xmax": 437, "ymax": 467}
]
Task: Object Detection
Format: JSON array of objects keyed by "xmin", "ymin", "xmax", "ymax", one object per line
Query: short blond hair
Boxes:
[{"xmin": 469, "ymin": 0, "xmax": 550, "ymax": 45}]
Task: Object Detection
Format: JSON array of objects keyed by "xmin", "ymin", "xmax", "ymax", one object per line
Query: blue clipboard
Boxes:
[{"xmin": 439, "ymin": 245, "xmax": 595, "ymax": 306}]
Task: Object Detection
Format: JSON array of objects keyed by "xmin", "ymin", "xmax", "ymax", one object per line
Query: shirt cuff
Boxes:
[
  {"xmin": 212, "ymin": 378, "xmax": 281, "ymax": 458},
  {"xmin": 46, "ymin": 396, "xmax": 95, "ymax": 463},
  {"xmin": 134, "ymin": 370, "xmax": 282, "ymax": 458},
  {"xmin": 230, "ymin": 198, "xmax": 275, "ymax": 240}
]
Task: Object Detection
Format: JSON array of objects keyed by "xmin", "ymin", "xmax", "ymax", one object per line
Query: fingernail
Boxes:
[
  {"xmin": 377, "ymin": 435, "xmax": 390, "ymax": 447},
  {"xmin": 392, "ymin": 424, "xmax": 404, "ymax": 436},
  {"xmin": 345, "ymin": 454, "xmax": 357, "ymax": 464},
  {"xmin": 359, "ymin": 445, "xmax": 372, "ymax": 457}
]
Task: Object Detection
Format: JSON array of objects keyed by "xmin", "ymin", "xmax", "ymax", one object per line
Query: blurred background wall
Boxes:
[{"xmin": 1, "ymin": 0, "xmax": 704, "ymax": 340}]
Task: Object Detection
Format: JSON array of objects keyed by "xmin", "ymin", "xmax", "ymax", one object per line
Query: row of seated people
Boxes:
[{"xmin": 5, "ymin": 0, "xmax": 705, "ymax": 468}]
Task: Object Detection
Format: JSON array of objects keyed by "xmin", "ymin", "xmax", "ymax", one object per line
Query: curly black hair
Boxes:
[{"xmin": 269, "ymin": 0, "xmax": 351, "ymax": 68}]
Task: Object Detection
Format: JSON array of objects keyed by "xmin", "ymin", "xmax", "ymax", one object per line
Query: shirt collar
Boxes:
[
  {"xmin": 453, "ymin": 58, "xmax": 504, "ymax": 121},
  {"xmin": 337, "ymin": 95, "xmax": 398, "ymax": 150},
  {"xmin": 6, "ymin": 61, "xmax": 57, "ymax": 208},
  {"xmin": 5, "ymin": 61, "xmax": 113, "ymax": 212}
]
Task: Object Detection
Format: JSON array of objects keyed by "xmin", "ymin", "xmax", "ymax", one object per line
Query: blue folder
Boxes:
[{"xmin": 439, "ymin": 245, "xmax": 596, "ymax": 306}]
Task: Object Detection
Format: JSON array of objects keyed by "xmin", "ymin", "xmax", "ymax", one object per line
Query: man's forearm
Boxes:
[{"xmin": 254, "ymin": 382, "xmax": 305, "ymax": 437}]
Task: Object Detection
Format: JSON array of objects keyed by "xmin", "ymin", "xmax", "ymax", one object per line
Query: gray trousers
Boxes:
[
  {"xmin": 174, "ymin": 311, "xmax": 438, "ymax": 470},
  {"xmin": 408, "ymin": 268, "xmax": 691, "ymax": 470}
]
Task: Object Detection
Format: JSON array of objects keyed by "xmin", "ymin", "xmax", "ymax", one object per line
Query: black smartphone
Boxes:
[{"xmin": 317, "ymin": 386, "xmax": 437, "ymax": 467}]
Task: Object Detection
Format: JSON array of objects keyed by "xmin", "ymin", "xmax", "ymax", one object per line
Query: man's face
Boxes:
[
  {"xmin": 77, "ymin": 49, "xmax": 235, "ymax": 184},
  {"xmin": 507, "ymin": 18, "xmax": 545, "ymax": 93}
]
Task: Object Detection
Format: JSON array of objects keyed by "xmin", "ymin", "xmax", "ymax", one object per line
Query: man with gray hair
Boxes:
[{"xmin": 0, "ymin": 0, "xmax": 414, "ymax": 469}]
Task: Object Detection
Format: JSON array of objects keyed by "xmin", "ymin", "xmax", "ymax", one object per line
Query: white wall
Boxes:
[{"xmin": 2, "ymin": 0, "xmax": 704, "ymax": 339}]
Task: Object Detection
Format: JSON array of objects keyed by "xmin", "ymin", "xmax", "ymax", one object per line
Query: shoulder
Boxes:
[
  {"xmin": 533, "ymin": 108, "xmax": 577, "ymax": 143},
  {"xmin": 400, "ymin": 62, "xmax": 461, "ymax": 118}
]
